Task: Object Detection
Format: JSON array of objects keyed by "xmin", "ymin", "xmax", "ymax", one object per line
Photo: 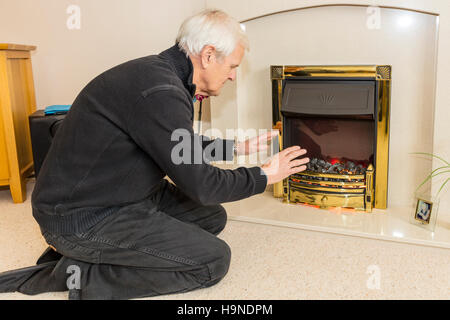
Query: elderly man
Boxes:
[{"xmin": 0, "ymin": 9, "xmax": 308, "ymax": 299}]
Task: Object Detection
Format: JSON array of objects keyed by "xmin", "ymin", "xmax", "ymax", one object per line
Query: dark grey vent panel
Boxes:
[{"xmin": 281, "ymin": 81, "xmax": 375, "ymax": 115}]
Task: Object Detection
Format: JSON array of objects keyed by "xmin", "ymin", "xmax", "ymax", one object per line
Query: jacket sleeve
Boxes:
[{"xmin": 126, "ymin": 85, "xmax": 267, "ymax": 206}]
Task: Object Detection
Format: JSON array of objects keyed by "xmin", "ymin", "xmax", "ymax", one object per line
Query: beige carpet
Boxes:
[{"xmin": 0, "ymin": 180, "xmax": 449, "ymax": 300}]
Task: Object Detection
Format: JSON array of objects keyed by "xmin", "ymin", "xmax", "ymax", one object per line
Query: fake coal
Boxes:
[{"xmin": 306, "ymin": 157, "xmax": 367, "ymax": 175}]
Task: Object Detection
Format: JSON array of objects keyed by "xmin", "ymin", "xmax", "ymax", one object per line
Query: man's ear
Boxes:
[{"xmin": 200, "ymin": 45, "xmax": 216, "ymax": 69}]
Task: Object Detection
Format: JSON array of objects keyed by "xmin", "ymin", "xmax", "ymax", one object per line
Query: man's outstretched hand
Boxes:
[
  {"xmin": 260, "ymin": 146, "xmax": 309, "ymax": 185},
  {"xmin": 235, "ymin": 130, "xmax": 279, "ymax": 156}
]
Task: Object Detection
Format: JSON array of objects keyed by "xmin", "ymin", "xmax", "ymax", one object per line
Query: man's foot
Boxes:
[{"xmin": 0, "ymin": 261, "xmax": 58, "ymax": 293}]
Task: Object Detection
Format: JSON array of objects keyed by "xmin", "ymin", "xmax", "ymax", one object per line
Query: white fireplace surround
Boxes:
[{"xmin": 204, "ymin": 1, "xmax": 450, "ymax": 248}]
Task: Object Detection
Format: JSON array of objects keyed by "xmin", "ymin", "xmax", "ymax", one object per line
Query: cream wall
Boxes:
[
  {"xmin": 0, "ymin": 0, "xmax": 206, "ymax": 108},
  {"xmin": 206, "ymin": 0, "xmax": 450, "ymax": 212}
]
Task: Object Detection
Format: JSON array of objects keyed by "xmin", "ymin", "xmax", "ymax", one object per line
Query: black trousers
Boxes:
[{"xmin": 18, "ymin": 179, "xmax": 231, "ymax": 299}]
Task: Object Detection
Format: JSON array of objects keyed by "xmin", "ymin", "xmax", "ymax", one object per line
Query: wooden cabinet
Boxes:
[{"xmin": 0, "ymin": 43, "xmax": 37, "ymax": 203}]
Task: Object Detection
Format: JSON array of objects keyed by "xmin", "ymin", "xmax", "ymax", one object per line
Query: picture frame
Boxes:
[
  {"xmin": 410, "ymin": 192, "xmax": 440, "ymax": 232},
  {"xmin": 414, "ymin": 198, "xmax": 432, "ymax": 224}
]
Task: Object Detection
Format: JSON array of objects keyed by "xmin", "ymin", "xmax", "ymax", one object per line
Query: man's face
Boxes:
[{"xmin": 200, "ymin": 44, "xmax": 245, "ymax": 96}]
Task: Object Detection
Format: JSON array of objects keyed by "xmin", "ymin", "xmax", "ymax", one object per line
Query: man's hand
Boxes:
[
  {"xmin": 236, "ymin": 130, "xmax": 279, "ymax": 156},
  {"xmin": 260, "ymin": 146, "xmax": 309, "ymax": 185}
]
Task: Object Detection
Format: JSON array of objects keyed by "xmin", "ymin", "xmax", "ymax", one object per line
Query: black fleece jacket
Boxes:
[{"xmin": 31, "ymin": 44, "xmax": 267, "ymax": 235}]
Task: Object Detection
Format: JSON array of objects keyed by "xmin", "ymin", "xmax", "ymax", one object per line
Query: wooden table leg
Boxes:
[{"xmin": 9, "ymin": 173, "xmax": 26, "ymax": 203}]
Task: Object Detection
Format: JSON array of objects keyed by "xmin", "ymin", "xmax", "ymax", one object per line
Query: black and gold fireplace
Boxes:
[{"xmin": 271, "ymin": 65, "xmax": 391, "ymax": 212}]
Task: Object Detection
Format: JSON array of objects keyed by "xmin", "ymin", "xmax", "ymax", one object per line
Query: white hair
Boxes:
[{"xmin": 176, "ymin": 9, "xmax": 249, "ymax": 59}]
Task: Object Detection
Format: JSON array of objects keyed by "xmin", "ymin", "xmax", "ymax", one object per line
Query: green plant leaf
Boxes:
[
  {"xmin": 410, "ymin": 152, "xmax": 450, "ymax": 166},
  {"xmin": 431, "ymin": 170, "xmax": 450, "ymax": 180},
  {"xmin": 416, "ymin": 166, "xmax": 450, "ymax": 192},
  {"xmin": 436, "ymin": 178, "xmax": 450, "ymax": 197}
]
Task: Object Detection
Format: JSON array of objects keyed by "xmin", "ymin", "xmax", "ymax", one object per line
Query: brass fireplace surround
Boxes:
[{"xmin": 271, "ymin": 65, "xmax": 391, "ymax": 212}]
